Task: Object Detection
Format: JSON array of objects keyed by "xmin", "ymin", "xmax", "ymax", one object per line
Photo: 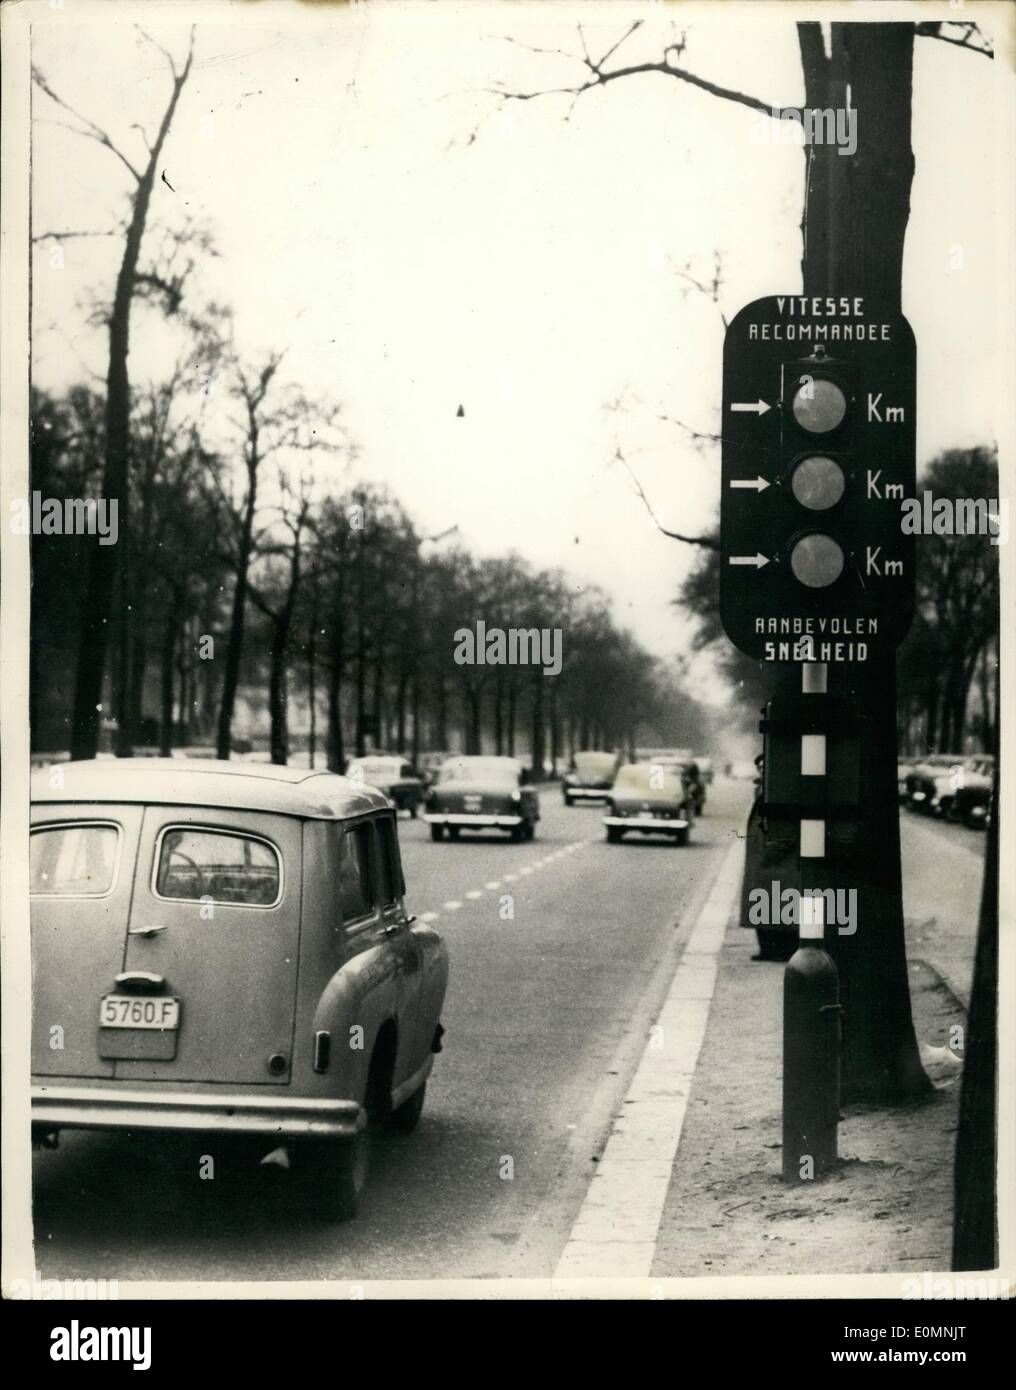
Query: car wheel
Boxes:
[
  {"xmin": 756, "ymin": 928, "xmax": 794, "ymax": 962},
  {"xmin": 430, "ymin": 823, "xmax": 444, "ymax": 842},
  {"xmin": 606, "ymin": 826, "xmax": 623, "ymax": 843},
  {"xmin": 448, "ymin": 826, "xmax": 461, "ymax": 841},
  {"xmin": 299, "ymin": 1128, "xmax": 370, "ymax": 1223},
  {"xmin": 674, "ymin": 827, "xmax": 689, "ymax": 846},
  {"xmin": 524, "ymin": 821, "xmax": 536, "ymax": 841},
  {"xmin": 510, "ymin": 824, "xmax": 524, "ymax": 842},
  {"xmin": 409, "ymin": 802, "xmax": 419, "ymax": 820},
  {"xmin": 386, "ymin": 1082, "xmax": 426, "ymax": 1135}
]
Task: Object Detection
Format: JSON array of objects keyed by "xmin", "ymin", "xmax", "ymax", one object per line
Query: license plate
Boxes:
[
  {"xmin": 99, "ymin": 995, "xmax": 180, "ymax": 1030},
  {"xmin": 464, "ymin": 795, "xmax": 482, "ymax": 811}
]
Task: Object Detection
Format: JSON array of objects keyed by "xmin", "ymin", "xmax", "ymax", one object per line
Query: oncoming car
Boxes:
[
  {"xmin": 344, "ymin": 755, "xmax": 425, "ymax": 817},
  {"xmin": 562, "ymin": 751, "xmax": 620, "ymax": 806},
  {"xmin": 30, "ymin": 759, "xmax": 448, "ymax": 1221},
  {"xmin": 424, "ymin": 755, "xmax": 539, "ymax": 842},
  {"xmin": 603, "ymin": 762, "xmax": 694, "ymax": 845}
]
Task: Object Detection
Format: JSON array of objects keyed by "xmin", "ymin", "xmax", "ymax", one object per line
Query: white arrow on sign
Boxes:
[
  {"xmin": 730, "ymin": 399, "xmax": 771, "ymax": 415},
  {"xmin": 729, "ymin": 476, "xmax": 770, "ymax": 492},
  {"xmin": 728, "ymin": 553, "xmax": 770, "ymax": 568}
]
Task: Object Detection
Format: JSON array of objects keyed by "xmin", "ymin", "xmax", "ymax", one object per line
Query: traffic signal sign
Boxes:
[{"xmin": 719, "ymin": 296, "xmax": 916, "ymax": 664}]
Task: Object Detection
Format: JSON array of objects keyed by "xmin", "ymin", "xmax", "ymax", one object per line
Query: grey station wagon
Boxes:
[{"xmin": 30, "ymin": 759, "xmax": 449, "ymax": 1220}]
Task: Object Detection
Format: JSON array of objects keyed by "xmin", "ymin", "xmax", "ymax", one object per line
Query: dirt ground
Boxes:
[{"xmin": 651, "ymin": 917, "xmax": 966, "ymax": 1279}]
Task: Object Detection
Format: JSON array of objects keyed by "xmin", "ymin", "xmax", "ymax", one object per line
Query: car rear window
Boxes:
[
  {"xmin": 30, "ymin": 823, "xmax": 119, "ymax": 896},
  {"xmin": 155, "ymin": 828, "xmax": 281, "ymax": 907}
]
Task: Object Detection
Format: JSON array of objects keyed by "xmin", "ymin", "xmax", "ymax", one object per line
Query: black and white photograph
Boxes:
[{"xmin": 1, "ymin": 0, "xmax": 1012, "ymax": 1335}]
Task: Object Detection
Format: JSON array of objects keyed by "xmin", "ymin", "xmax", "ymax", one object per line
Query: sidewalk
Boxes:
[{"xmin": 649, "ymin": 837, "xmax": 973, "ymax": 1280}]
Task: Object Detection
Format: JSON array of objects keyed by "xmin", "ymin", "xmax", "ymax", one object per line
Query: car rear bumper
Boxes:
[
  {"xmin": 424, "ymin": 812, "xmax": 523, "ymax": 827},
  {"xmin": 603, "ymin": 814, "xmax": 688, "ymax": 831},
  {"xmin": 31, "ymin": 1085, "xmax": 365, "ymax": 1140}
]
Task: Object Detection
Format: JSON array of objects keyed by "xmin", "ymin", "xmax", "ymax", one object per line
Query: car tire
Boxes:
[
  {"xmin": 756, "ymin": 928, "xmax": 794, "ymax": 962},
  {"xmin": 386, "ymin": 1082, "xmax": 426, "ymax": 1135},
  {"xmin": 430, "ymin": 824, "xmax": 444, "ymax": 842},
  {"xmin": 606, "ymin": 826, "xmax": 623, "ymax": 844},
  {"xmin": 524, "ymin": 821, "xmax": 536, "ymax": 841},
  {"xmin": 409, "ymin": 802, "xmax": 419, "ymax": 820},
  {"xmin": 563, "ymin": 793, "xmax": 573, "ymax": 807},
  {"xmin": 299, "ymin": 1128, "xmax": 370, "ymax": 1223},
  {"xmin": 674, "ymin": 828, "xmax": 689, "ymax": 846},
  {"xmin": 448, "ymin": 826, "xmax": 461, "ymax": 841}
]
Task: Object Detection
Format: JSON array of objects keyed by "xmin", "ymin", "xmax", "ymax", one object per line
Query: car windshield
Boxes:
[
  {"xmin": 438, "ymin": 758, "xmax": 520, "ymax": 787},
  {"xmin": 573, "ymin": 752, "xmax": 617, "ymax": 777}
]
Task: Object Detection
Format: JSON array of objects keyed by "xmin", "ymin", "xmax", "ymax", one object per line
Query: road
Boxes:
[
  {"xmin": 32, "ymin": 781, "xmax": 749, "ymax": 1285},
  {"xmin": 30, "ymin": 780, "xmax": 987, "ymax": 1286}
]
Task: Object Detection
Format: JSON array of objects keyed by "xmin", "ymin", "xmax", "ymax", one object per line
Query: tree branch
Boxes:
[
  {"xmin": 32, "ymin": 68, "xmax": 142, "ymax": 183},
  {"xmin": 488, "ymin": 19, "xmax": 790, "ymax": 124},
  {"xmin": 914, "ymin": 21, "xmax": 993, "ymax": 59},
  {"xmin": 614, "ymin": 448, "xmax": 719, "ymax": 550}
]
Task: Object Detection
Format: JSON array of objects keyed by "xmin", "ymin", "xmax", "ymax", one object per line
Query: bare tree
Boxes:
[{"xmin": 33, "ymin": 27, "xmax": 198, "ymax": 760}]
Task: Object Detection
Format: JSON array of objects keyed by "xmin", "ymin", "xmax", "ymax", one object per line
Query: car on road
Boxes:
[
  {"xmin": 603, "ymin": 761, "xmax": 694, "ymax": 845},
  {"xmin": 424, "ymin": 755, "xmax": 539, "ymax": 842},
  {"xmin": 30, "ymin": 759, "xmax": 448, "ymax": 1221},
  {"xmin": 897, "ymin": 757, "xmax": 921, "ymax": 801},
  {"xmin": 905, "ymin": 753, "xmax": 969, "ymax": 817},
  {"xmin": 944, "ymin": 754, "xmax": 995, "ymax": 829},
  {"xmin": 648, "ymin": 752, "xmax": 707, "ymax": 815},
  {"xmin": 345, "ymin": 755, "xmax": 425, "ymax": 817},
  {"xmin": 561, "ymin": 750, "xmax": 620, "ymax": 806}
]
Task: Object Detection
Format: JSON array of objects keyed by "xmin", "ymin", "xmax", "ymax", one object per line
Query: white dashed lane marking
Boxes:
[{"xmin": 423, "ymin": 839, "xmax": 590, "ymax": 920}]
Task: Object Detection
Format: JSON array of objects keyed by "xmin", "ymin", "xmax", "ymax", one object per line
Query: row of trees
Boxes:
[{"xmin": 29, "ymin": 371, "xmax": 715, "ymax": 771}]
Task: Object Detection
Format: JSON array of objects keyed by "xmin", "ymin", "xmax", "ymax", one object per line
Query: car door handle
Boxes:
[{"xmin": 128, "ymin": 925, "xmax": 167, "ymax": 937}]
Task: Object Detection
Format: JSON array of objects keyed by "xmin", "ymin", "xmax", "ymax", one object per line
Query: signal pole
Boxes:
[{"xmin": 719, "ymin": 295, "xmax": 928, "ymax": 1158}]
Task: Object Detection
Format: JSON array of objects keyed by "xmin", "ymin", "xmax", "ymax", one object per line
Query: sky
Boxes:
[{"xmin": 28, "ymin": 0, "xmax": 1005, "ymax": 710}]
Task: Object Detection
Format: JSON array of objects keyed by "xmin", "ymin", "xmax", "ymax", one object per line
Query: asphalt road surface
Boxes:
[
  {"xmin": 32, "ymin": 781, "xmax": 748, "ymax": 1285},
  {"xmin": 30, "ymin": 779, "xmax": 986, "ymax": 1286}
]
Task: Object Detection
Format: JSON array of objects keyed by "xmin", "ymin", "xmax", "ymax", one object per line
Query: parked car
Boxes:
[
  {"xmin": 345, "ymin": 755, "xmax": 425, "ymax": 817},
  {"xmin": 424, "ymin": 755, "xmax": 539, "ymax": 842},
  {"xmin": 603, "ymin": 762, "xmax": 694, "ymax": 845},
  {"xmin": 945, "ymin": 754, "xmax": 995, "ymax": 829},
  {"xmin": 905, "ymin": 753, "xmax": 968, "ymax": 816},
  {"xmin": 561, "ymin": 750, "xmax": 620, "ymax": 806},
  {"xmin": 29, "ymin": 759, "xmax": 448, "ymax": 1221},
  {"xmin": 897, "ymin": 757, "xmax": 921, "ymax": 802}
]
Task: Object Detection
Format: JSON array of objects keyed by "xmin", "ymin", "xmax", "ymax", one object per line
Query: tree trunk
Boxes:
[
  {"xmin": 530, "ymin": 673, "xmax": 545, "ymax": 781},
  {"xmin": 216, "ymin": 459, "xmax": 257, "ymax": 760},
  {"xmin": 69, "ymin": 48, "xmax": 194, "ymax": 761},
  {"xmin": 268, "ymin": 616, "xmax": 290, "ymax": 766},
  {"xmin": 758, "ymin": 22, "xmax": 930, "ymax": 1104},
  {"xmin": 159, "ymin": 594, "xmax": 181, "ymax": 757}
]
